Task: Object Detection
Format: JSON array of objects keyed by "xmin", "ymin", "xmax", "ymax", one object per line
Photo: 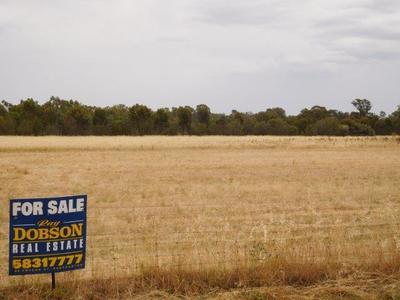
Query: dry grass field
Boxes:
[{"xmin": 0, "ymin": 136, "xmax": 400, "ymax": 299}]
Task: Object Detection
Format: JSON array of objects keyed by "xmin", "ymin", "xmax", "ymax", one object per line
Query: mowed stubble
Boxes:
[{"xmin": 0, "ymin": 136, "xmax": 399, "ymax": 287}]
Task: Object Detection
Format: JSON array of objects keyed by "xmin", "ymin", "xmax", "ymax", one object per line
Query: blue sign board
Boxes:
[{"xmin": 9, "ymin": 195, "xmax": 87, "ymax": 275}]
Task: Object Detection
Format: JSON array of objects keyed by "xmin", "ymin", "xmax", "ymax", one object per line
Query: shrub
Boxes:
[
  {"xmin": 314, "ymin": 117, "xmax": 341, "ymax": 136},
  {"xmin": 265, "ymin": 118, "xmax": 292, "ymax": 135}
]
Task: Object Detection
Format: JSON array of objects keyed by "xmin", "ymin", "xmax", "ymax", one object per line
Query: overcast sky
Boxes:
[{"xmin": 0, "ymin": 0, "xmax": 399, "ymax": 114}]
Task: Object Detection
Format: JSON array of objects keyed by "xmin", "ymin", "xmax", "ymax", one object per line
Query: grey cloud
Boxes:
[
  {"xmin": 310, "ymin": 1, "xmax": 400, "ymax": 63},
  {"xmin": 314, "ymin": 23, "xmax": 400, "ymax": 62},
  {"xmin": 0, "ymin": 0, "xmax": 399, "ymax": 115},
  {"xmin": 191, "ymin": 0, "xmax": 287, "ymax": 26},
  {"xmin": 338, "ymin": 27, "xmax": 400, "ymax": 42},
  {"xmin": 359, "ymin": 0, "xmax": 400, "ymax": 12},
  {"xmin": 156, "ymin": 36, "xmax": 188, "ymax": 44},
  {"xmin": 315, "ymin": 18, "xmax": 400, "ymax": 43},
  {"xmin": 341, "ymin": 46, "xmax": 400, "ymax": 61}
]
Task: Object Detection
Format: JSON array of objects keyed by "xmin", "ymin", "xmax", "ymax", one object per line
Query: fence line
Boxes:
[
  {"xmin": 1, "ymin": 248, "xmax": 398, "ymax": 260},
  {"xmin": 0, "ymin": 222, "xmax": 399, "ymax": 243},
  {"xmin": 1, "ymin": 202, "xmax": 400, "ymax": 280},
  {"xmin": 76, "ymin": 221, "xmax": 400, "ymax": 237},
  {"xmin": 86, "ymin": 208, "xmax": 400, "ymax": 219},
  {"xmin": 85, "ymin": 202, "xmax": 400, "ymax": 210},
  {"xmin": 1, "ymin": 219, "xmax": 400, "ymax": 234},
  {"xmin": 86, "ymin": 233, "xmax": 400, "ymax": 248},
  {"xmin": 2, "ymin": 203, "xmax": 399, "ymax": 223},
  {"xmin": 1, "ymin": 231, "xmax": 398, "ymax": 251}
]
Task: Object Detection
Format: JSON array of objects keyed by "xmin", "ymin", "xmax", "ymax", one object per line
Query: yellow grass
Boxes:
[{"xmin": 0, "ymin": 136, "xmax": 399, "ymax": 299}]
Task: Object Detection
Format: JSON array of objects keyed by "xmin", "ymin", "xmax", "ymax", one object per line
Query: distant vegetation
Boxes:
[{"xmin": 0, "ymin": 97, "xmax": 399, "ymax": 136}]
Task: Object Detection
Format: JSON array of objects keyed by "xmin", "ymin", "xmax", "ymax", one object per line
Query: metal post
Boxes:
[{"xmin": 51, "ymin": 272, "xmax": 56, "ymax": 289}]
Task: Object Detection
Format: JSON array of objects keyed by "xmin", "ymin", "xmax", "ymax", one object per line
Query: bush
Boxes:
[
  {"xmin": 0, "ymin": 116, "xmax": 16, "ymax": 135},
  {"xmin": 255, "ymin": 121, "xmax": 268, "ymax": 135},
  {"xmin": 314, "ymin": 117, "xmax": 341, "ymax": 136},
  {"xmin": 342, "ymin": 119, "xmax": 375, "ymax": 136},
  {"xmin": 192, "ymin": 123, "xmax": 208, "ymax": 135},
  {"xmin": 339, "ymin": 124, "xmax": 350, "ymax": 136},
  {"xmin": 265, "ymin": 118, "xmax": 292, "ymax": 135}
]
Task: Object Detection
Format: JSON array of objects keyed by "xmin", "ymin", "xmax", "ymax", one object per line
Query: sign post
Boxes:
[
  {"xmin": 52, "ymin": 272, "xmax": 56, "ymax": 289},
  {"xmin": 9, "ymin": 195, "xmax": 87, "ymax": 287}
]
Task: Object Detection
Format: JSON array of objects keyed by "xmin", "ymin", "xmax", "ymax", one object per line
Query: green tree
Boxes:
[
  {"xmin": 107, "ymin": 105, "xmax": 131, "ymax": 135},
  {"xmin": 209, "ymin": 115, "xmax": 228, "ymax": 135},
  {"xmin": 195, "ymin": 104, "xmax": 211, "ymax": 127},
  {"xmin": 129, "ymin": 104, "xmax": 153, "ymax": 135},
  {"xmin": 93, "ymin": 108, "xmax": 107, "ymax": 126},
  {"xmin": 341, "ymin": 118, "xmax": 375, "ymax": 136},
  {"xmin": 0, "ymin": 101, "xmax": 15, "ymax": 134},
  {"xmin": 63, "ymin": 102, "xmax": 92, "ymax": 135},
  {"xmin": 390, "ymin": 106, "xmax": 400, "ymax": 134},
  {"xmin": 265, "ymin": 118, "xmax": 296, "ymax": 135},
  {"xmin": 266, "ymin": 107, "xmax": 286, "ymax": 119},
  {"xmin": 255, "ymin": 107, "xmax": 286, "ymax": 123},
  {"xmin": 154, "ymin": 108, "xmax": 170, "ymax": 134},
  {"xmin": 41, "ymin": 96, "xmax": 70, "ymax": 134},
  {"xmin": 314, "ymin": 117, "xmax": 341, "ymax": 136},
  {"xmin": 254, "ymin": 121, "xmax": 268, "ymax": 135},
  {"xmin": 374, "ymin": 118, "xmax": 393, "ymax": 135},
  {"xmin": 0, "ymin": 102, "xmax": 7, "ymax": 117},
  {"xmin": 92, "ymin": 108, "xmax": 108, "ymax": 135},
  {"xmin": 298, "ymin": 106, "xmax": 330, "ymax": 123},
  {"xmin": 10, "ymin": 99, "xmax": 43, "ymax": 135},
  {"xmin": 177, "ymin": 106, "xmax": 193, "ymax": 134},
  {"xmin": 226, "ymin": 118, "xmax": 243, "ymax": 135},
  {"xmin": 352, "ymin": 99, "xmax": 372, "ymax": 117}
]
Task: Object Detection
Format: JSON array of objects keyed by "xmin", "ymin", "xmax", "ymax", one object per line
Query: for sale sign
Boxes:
[{"xmin": 9, "ymin": 195, "xmax": 87, "ymax": 275}]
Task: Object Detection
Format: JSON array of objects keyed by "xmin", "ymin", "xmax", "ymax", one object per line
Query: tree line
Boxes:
[{"xmin": 0, "ymin": 97, "xmax": 399, "ymax": 136}]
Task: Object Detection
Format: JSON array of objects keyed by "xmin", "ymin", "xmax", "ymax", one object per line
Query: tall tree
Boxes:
[
  {"xmin": 154, "ymin": 108, "xmax": 170, "ymax": 134},
  {"xmin": 177, "ymin": 106, "xmax": 193, "ymax": 134},
  {"xmin": 63, "ymin": 102, "xmax": 92, "ymax": 135},
  {"xmin": 129, "ymin": 104, "xmax": 153, "ymax": 135},
  {"xmin": 10, "ymin": 98, "xmax": 43, "ymax": 135},
  {"xmin": 195, "ymin": 104, "xmax": 211, "ymax": 127},
  {"xmin": 352, "ymin": 99, "xmax": 372, "ymax": 117},
  {"xmin": 390, "ymin": 106, "xmax": 400, "ymax": 133},
  {"xmin": 108, "ymin": 105, "xmax": 131, "ymax": 135},
  {"xmin": 0, "ymin": 101, "xmax": 15, "ymax": 134}
]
